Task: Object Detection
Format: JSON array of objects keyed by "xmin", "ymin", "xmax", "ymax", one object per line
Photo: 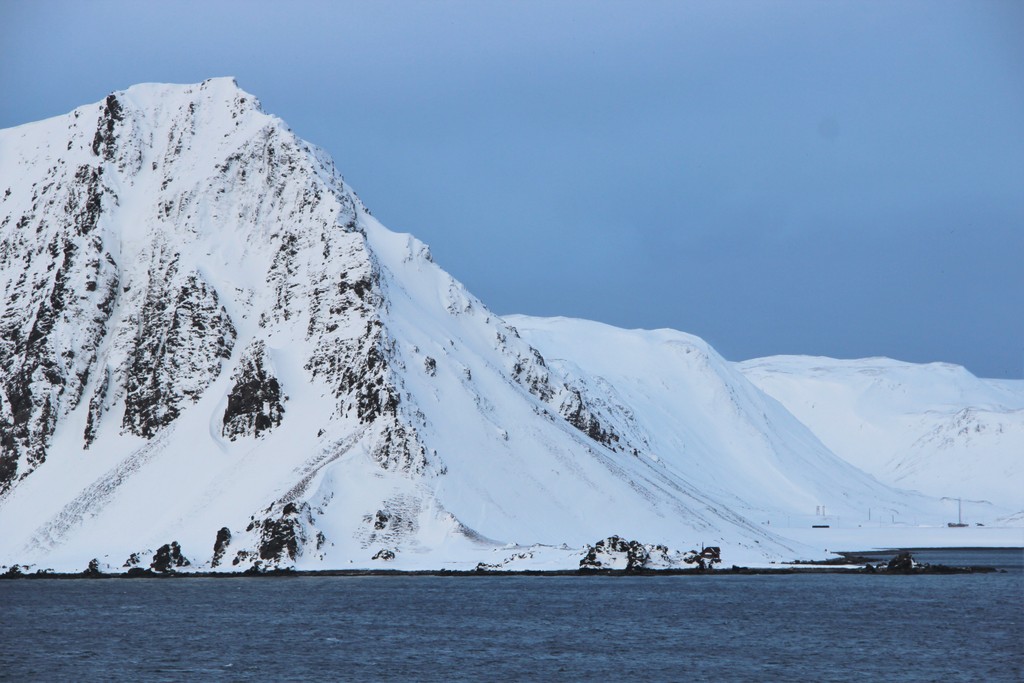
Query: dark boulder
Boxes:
[
  {"xmin": 251, "ymin": 502, "xmax": 314, "ymax": 563},
  {"xmin": 150, "ymin": 541, "xmax": 191, "ymax": 573},
  {"xmin": 212, "ymin": 527, "xmax": 232, "ymax": 567},
  {"xmin": 580, "ymin": 536, "xmax": 651, "ymax": 571},
  {"xmin": 886, "ymin": 552, "xmax": 917, "ymax": 573}
]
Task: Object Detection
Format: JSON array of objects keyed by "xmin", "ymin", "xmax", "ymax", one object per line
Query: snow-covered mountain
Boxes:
[
  {"xmin": 0, "ymin": 79, "xmax": 1011, "ymax": 573},
  {"xmin": 738, "ymin": 356, "xmax": 1024, "ymax": 513}
]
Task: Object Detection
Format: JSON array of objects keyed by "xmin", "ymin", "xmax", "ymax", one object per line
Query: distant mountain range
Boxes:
[
  {"xmin": 1, "ymin": 79, "xmax": 1019, "ymax": 573},
  {"xmin": 738, "ymin": 356, "xmax": 1023, "ymax": 510}
]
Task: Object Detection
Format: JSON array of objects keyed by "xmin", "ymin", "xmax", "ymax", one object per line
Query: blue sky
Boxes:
[{"xmin": 2, "ymin": 0, "xmax": 1022, "ymax": 377}]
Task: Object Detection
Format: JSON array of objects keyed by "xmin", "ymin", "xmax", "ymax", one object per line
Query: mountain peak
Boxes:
[
  {"xmin": 110, "ymin": 77, "xmax": 259, "ymax": 113},
  {"xmin": 1, "ymin": 82, "xmax": 1010, "ymax": 574}
]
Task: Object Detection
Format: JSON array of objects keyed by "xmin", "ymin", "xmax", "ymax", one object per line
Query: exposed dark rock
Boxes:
[
  {"xmin": 0, "ymin": 172, "xmax": 119, "ymax": 488},
  {"xmin": 580, "ymin": 536, "xmax": 652, "ymax": 571},
  {"xmin": 304, "ymin": 313, "xmax": 420, "ymax": 473},
  {"xmin": 511, "ymin": 346, "xmax": 555, "ymax": 403},
  {"xmin": 83, "ymin": 367, "xmax": 112, "ymax": 447},
  {"xmin": 682, "ymin": 546, "xmax": 722, "ymax": 570},
  {"xmin": 150, "ymin": 541, "xmax": 190, "ymax": 573},
  {"xmin": 122, "ymin": 268, "xmax": 236, "ymax": 438},
  {"xmin": 69, "ymin": 165, "xmax": 104, "ymax": 236},
  {"xmin": 500, "ymin": 331, "xmax": 625, "ymax": 451},
  {"xmin": 83, "ymin": 558, "xmax": 102, "ymax": 576},
  {"xmin": 222, "ymin": 341, "xmax": 285, "ymax": 440},
  {"xmin": 258, "ymin": 518, "xmax": 298, "ymax": 562},
  {"xmin": 886, "ymin": 552, "xmax": 917, "ymax": 573},
  {"xmin": 475, "ymin": 551, "xmax": 535, "ymax": 571},
  {"xmin": 212, "ymin": 527, "xmax": 232, "ymax": 567},
  {"xmin": 122, "ymin": 552, "xmax": 141, "ymax": 568},
  {"xmin": 559, "ymin": 387, "xmax": 620, "ymax": 448},
  {"xmin": 370, "ymin": 422, "xmax": 428, "ymax": 474},
  {"xmin": 92, "ymin": 94, "xmax": 124, "ymax": 160},
  {"xmin": 265, "ymin": 234, "xmax": 300, "ymax": 324},
  {"xmin": 372, "ymin": 548, "xmax": 395, "ymax": 561},
  {"xmin": 249, "ymin": 501, "xmax": 316, "ymax": 564}
]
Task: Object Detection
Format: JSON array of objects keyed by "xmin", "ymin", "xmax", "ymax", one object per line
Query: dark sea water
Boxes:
[{"xmin": 2, "ymin": 549, "xmax": 1021, "ymax": 682}]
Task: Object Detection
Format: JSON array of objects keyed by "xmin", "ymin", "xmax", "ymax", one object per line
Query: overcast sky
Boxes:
[{"xmin": 2, "ymin": 0, "xmax": 1022, "ymax": 377}]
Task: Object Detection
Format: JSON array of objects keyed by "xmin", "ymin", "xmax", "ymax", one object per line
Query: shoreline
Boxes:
[
  {"xmin": 4, "ymin": 544, "xmax": 1015, "ymax": 581},
  {"xmin": 0, "ymin": 566, "xmax": 1004, "ymax": 580},
  {"xmin": 3, "ymin": 548, "xmax": 1017, "ymax": 581}
]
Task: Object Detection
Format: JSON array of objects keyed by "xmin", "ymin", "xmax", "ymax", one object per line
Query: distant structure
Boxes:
[{"xmin": 947, "ymin": 498, "xmax": 967, "ymax": 528}]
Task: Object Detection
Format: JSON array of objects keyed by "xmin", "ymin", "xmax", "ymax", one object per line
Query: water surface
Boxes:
[{"xmin": 2, "ymin": 549, "xmax": 1021, "ymax": 681}]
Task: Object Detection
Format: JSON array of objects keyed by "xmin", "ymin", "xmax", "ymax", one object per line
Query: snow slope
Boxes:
[
  {"xmin": 738, "ymin": 356, "xmax": 1024, "ymax": 513},
  {"xmin": 0, "ymin": 80, "xmax": 1015, "ymax": 574}
]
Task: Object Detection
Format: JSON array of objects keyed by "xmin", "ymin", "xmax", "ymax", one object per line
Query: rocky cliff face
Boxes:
[
  {"xmin": 0, "ymin": 80, "xmax": 963, "ymax": 573},
  {"xmin": 0, "ymin": 79, "xmax": 439, "ymax": 482},
  {"xmin": 0, "ymin": 79, "xmax": 652, "ymax": 567}
]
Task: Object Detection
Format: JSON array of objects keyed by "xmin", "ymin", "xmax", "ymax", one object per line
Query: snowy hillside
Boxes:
[
  {"xmin": 0, "ymin": 80, "xmax": 1012, "ymax": 574},
  {"xmin": 738, "ymin": 356, "xmax": 1024, "ymax": 513}
]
